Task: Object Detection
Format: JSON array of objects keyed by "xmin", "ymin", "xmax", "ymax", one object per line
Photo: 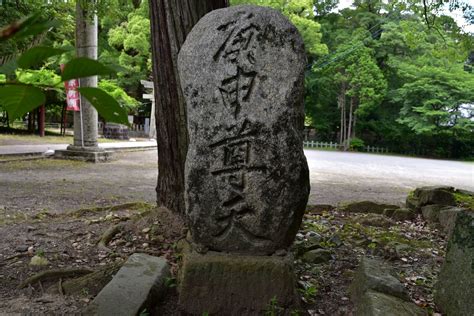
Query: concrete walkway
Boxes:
[{"xmin": 0, "ymin": 141, "xmax": 157, "ymax": 156}]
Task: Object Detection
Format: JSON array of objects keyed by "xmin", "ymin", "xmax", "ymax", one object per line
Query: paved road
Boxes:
[
  {"xmin": 306, "ymin": 149, "xmax": 473, "ymax": 206},
  {"xmin": 0, "ymin": 149, "xmax": 472, "ymax": 216}
]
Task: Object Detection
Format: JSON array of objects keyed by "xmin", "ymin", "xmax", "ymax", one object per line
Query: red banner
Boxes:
[{"xmin": 64, "ymin": 79, "xmax": 80, "ymax": 111}]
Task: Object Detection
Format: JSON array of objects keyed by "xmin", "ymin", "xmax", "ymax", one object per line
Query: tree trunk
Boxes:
[
  {"xmin": 149, "ymin": 0, "xmax": 229, "ymax": 215},
  {"xmin": 346, "ymin": 96, "xmax": 354, "ymax": 151},
  {"xmin": 338, "ymin": 82, "xmax": 346, "ymax": 149}
]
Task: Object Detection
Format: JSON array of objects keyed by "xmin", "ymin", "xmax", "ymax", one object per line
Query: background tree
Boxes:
[{"xmin": 149, "ymin": 0, "xmax": 229, "ymax": 215}]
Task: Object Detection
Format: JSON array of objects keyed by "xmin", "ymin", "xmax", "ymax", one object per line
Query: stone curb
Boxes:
[{"xmin": 84, "ymin": 253, "xmax": 170, "ymax": 316}]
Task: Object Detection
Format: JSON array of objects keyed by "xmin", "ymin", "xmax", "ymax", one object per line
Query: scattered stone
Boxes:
[
  {"xmin": 435, "ymin": 211, "xmax": 474, "ymax": 316},
  {"xmin": 407, "ymin": 186, "xmax": 455, "ymax": 212},
  {"xmin": 384, "ymin": 208, "xmax": 416, "ymax": 221},
  {"xmin": 421, "ymin": 204, "xmax": 443, "ymax": 223},
  {"xmin": 351, "ymin": 257, "xmax": 410, "ymax": 302},
  {"xmin": 438, "ymin": 207, "xmax": 463, "ymax": 238},
  {"xmin": 306, "ymin": 204, "xmax": 333, "ymax": 214},
  {"xmin": 329, "ymin": 234, "xmax": 343, "ymax": 247},
  {"xmin": 179, "ymin": 4, "xmax": 309, "ymax": 255},
  {"xmin": 27, "ymin": 246, "xmax": 34, "ymax": 254},
  {"xmin": 84, "ymin": 253, "xmax": 170, "ymax": 316},
  {"xmin": 355, "ymin": 291, "xmax": 426, "ymax": 316},
  {"xmin": 302, "ymin": 249, "xmax": 332, "ymax": 264},
  {"xmin": 339, "ymin": 201, "xmax": 399, "ymax": 214},
  {"xmin": 15, "ymin": 245, "xmax": 29, "ymax": 252},
  {"xmin": 356, "ymin": 214, "xmax": 395, "ymax": 228},
  {"xmin": 30, "ymin": 255, "xmax": 49, "ymax": 266}
]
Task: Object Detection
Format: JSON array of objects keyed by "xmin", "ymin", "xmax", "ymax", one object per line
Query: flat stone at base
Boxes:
[
  {"xmin": 84, "ymin": 253, "xmax": 170, "ymax": 316},
  {"xmin": 55, "ymin": 147, "xmax": 114, "ymax": 163},
  {"xmin": 178, "ymin": 250, "xmax": 298, "ymax": 315}
]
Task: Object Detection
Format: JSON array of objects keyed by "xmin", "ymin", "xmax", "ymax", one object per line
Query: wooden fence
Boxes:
[{"xmin": 303, "ymin": 141, "xmax": 389, "ymax": 153}]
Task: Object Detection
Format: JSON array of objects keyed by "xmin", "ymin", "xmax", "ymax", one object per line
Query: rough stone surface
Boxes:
[
  {"xmin": 84, "ymin": 253, "xmax": 169, "ymax": 316},
  {"xmin": 355, "ymin": 291, "xmax": 426, "ymax": 316},
  {"xmin": 179, "ymin": 5, "xmax": 309, "ymax": 254},
  {"xmin": 55, "ymin": 147, "xmax": 114, "ymax": 163},
  {"xmin": 384, "ymin": 208, "xmax": 416, "ymax": 221},
  {"xmin": 351, "ymin": 257, "xmax": 410, "ymax": 302},
  {"xmin": 435, "ymin": 211, "xmax": 474, "ymax": 316},
  {"xmin": 421, "ymin": 204, "xmax": 444, "ymax": 223},
  {"xmin": 407, "ymin": 186, "xmax": 456, "ymax": 213},
  {"xmin": 356, "ymin": 214, "xmax": 395, "ymax": 228},
  {"xmin": 302, "ymin": 248, "xmax": 332, "ymax": 264},
  {"xmin": 339, "ymin": 201, "xmax": 399, "ymax": 214},
  {"xmin": 438, "ymin": 206, "xmax": 463, "ymax": 237},
  {"xmin": 178, "ymin": 250, "xmax": 298, "ymax": 315}
]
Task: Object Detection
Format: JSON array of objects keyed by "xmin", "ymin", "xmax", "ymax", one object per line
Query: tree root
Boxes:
[
  {"xmin": 18, "ymin": 268, "xmax": 93, "ymax": 289},
  {"xmin": 97, "ymin": 223, "xmax": 126, "ymax": 251},
  {"xmin": 60, "ymin": 261, "xmax": 123, "ymax": 296}
]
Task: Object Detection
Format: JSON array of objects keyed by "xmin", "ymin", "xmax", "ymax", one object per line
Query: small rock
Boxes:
[
  {"xmin": 30, "ymin": 255, "xmax": 49, "ymax": 266},
  {"xmin": 329, "ymin": 234, "xmax": 343, "ymax": 247},
  {"xmin": 26, "ymin": 226, "xmax": 36, "ymax": 232},
  {"xmin": 302, "ymin": 249, "xmax": 332, "ymax": 264},
  {"xmin": 296, "ymin": 233, "xmax": 304, "ymax": 240},
  {"xmin": 142, "ymin": 227, "xmax": 151, "ymax": 234},
  {"xmin": 27, "ymin": 246, "xmax": 35, "ymax": 255},
  {"xmin": 421, "ymin": 205, "xmax": 444, "ymax": 223},
  {"xmin": 142, "ymin": 243, "xmax": 149, "ymax": 248},
  {"xmin": 15, "ymin": 245, "xmax": 29, "ymax": 252},
  {"xmin": 274, "ymin": 249, "xmax": 287, "ymax": 256},
  {"xmin": 339, "ymin": 201, "xmax": 399, "ymax": 214},
  {"xmin": 72, "ymin": 242, "xmax": 79, "ymax": 248}
]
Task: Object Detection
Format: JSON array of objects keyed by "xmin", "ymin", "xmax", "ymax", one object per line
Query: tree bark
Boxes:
[
  {"xmin": 338, "ymin": 82, "xmax": 346, "ymax": 149},
  {"xmin": 346, "ymin": 96, "xmax": 354, "ymax": 151},
  {"xmin": 149, "ymin": 0, "xmax": 229, "ymax": 215}
]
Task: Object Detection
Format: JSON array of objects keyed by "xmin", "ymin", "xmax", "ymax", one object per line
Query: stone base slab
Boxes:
[
  {"xmin": 55, "ymin": 147, "xmax": 114, "ymax": 163},
  {"xmin": 84, "ymin": 253, "xmax": 170, "ymax": 315},
  {"xmin": 178, "ymin": 250, "xmax": 298, "ymax": 315}
]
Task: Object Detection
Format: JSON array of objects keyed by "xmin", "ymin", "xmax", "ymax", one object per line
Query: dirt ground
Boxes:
[{"xmin": 0, "ymin": 150, "xmax": 466, "ymax": 314}]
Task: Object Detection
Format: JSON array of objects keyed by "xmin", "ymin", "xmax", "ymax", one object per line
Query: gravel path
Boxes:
[{"xmin": 0, "ymin": 149, "xmax": 472, "ymax": 217}]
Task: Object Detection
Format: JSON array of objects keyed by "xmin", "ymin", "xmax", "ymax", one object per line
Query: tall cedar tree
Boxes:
[{"xmin": 149, "ymin": 0, "xmax": 229, "ymax": 214}]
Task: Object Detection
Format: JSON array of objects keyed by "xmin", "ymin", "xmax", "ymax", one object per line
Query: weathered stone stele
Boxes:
[{"xmin": 179, "ymin": 5, "xmax": 309, "ymax": 255}]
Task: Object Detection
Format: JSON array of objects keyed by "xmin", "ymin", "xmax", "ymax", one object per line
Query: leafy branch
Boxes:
[{"xmin": 0, "ymin": 15, "xmax": 129, "ymax": 125}]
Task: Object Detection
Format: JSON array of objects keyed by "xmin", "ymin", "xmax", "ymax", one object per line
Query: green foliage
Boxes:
[
  {"xmin": 303, "ymin": 1, "xmax": 474, "ymax": 158},
  {"xmin": 350, "ymin": 137, "xmax": 365, "ymax": 151},
  {"xmin": 17, "ymin": 69, "xmax": 61, "ymax": 88},
  {"xmin": 17, "ymin": 46, "xmax": 68, "ymax": 69},
  {"xmin": 298, "ymin": 284, "xmax": 318, "ymax": 303},
  {"xmin": 61, "ymin": 57, "xmax": 116, "ymax": 81},
  {"xmin": 105, "ymin": 5, "xmax": 151, "ymax": 95},
  {"xmin": 77, "ymin": 87, "xmax": 129, "ymax": 125},
  {"xmin": 98, "ymin": 80, "xmax": 139, "ymax": 112},
  {"xmin": 230, "ymin": 0, "xmax": 328, "ymax": 56},
  {"xmin": 0, "ymin": 85, "xmax": 45, "ymax": 120}
]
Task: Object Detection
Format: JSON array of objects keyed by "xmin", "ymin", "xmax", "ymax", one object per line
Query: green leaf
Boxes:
[
  {"xmin": 13, "ymin": 16, "xmax": 60, "ymax": 40},
  {"xmin": 0, "ymin": 59, "xmax": 18, "ymax": 76},
  {"xmin": 0, "ymin": 14, "xmax": 59, "ymax": 42},
  {"xmin": 18, "ymin": 47, "xmax": 68, "ymax": 69},
  {"xmin": 78, "ymin": 87, "xmax": 129, "ymax": 125},
  {"xmin": 0, "ymin": 85, "xmax": 45, "ymax": 121},
  {"xmin": 62, "ymin": 58, "xmax": 116, "ymax": 81}
]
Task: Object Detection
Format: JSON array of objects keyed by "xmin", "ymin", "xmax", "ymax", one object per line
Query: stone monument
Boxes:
[{"xmin": 178, "ymin": 5, "xmax": 309, "ymax": 314}]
